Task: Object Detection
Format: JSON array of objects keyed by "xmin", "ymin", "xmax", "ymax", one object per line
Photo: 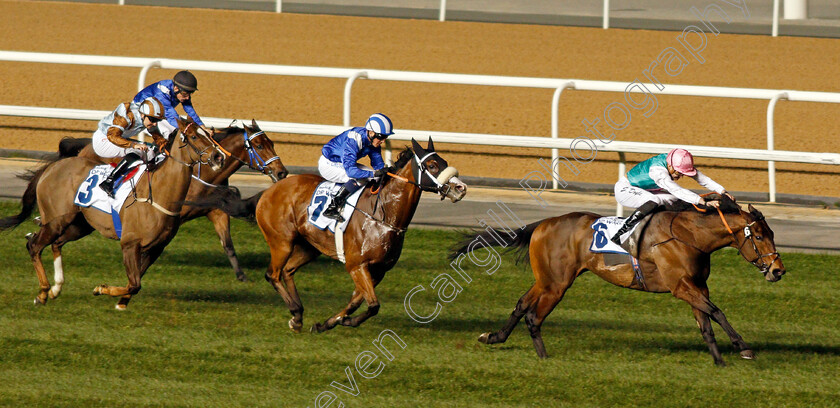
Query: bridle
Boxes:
[
  {"xmin": 241, "ymin": 128, "xmax": 281, "ymax": 177},
  {"xmin": 400, "ymin": 151, "xmax": 459, "ymax": 198},
  {"xmin": 715, "ymin": 208, "xmax": 780, "ymax": 274},
  {"xmin": 173, "ymin": 122, "xmax": 222, "ymax": 167}
]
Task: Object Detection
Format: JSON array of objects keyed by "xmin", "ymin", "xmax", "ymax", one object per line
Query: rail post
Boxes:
[
  {"xmin": 550, "ymin": 82, "xmax": 576, "ymax": 189},
  {"xmin": 766, "ymin": 92, "xmax": 788, "ymax": 203}
]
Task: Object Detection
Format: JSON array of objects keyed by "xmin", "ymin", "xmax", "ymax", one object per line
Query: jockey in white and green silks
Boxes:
[{"xmin": 611, "ymin": 148, "xmax": 735, "ymax": 245}]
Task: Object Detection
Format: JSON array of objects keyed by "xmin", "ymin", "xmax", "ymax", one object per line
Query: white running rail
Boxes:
[{"xmin": 2, "ymin": 51, "xmax": 840, "ymax": 209}]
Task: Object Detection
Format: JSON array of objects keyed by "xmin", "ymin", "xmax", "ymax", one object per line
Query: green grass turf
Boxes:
[{"xmin": 0, "ymin": 201, "xmax": 838, "ymax": 407}]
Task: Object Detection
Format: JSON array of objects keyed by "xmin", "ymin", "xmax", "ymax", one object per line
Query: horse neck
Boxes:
[
  {"xmin": 678, "ymin": 210, "xmax": 746, "ymax": 252},
  {"xmin": 150, "ymin": 140, "xmax": 196, "ymax": 205},
  {"xmin": 194, "ymin": 131, "xmax": 245, "ymax": 184},
  {"xmin": 377, "ymin": 161, "xmax": 423, "ymax": 229}
]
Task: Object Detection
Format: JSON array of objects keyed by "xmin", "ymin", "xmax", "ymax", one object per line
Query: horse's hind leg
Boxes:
[
  {"xmin": 522, "ymin": 279, "xmax": 573, "ymax": 359},
  {"xmin": 207, "ymin": 209, "xmax": 247, "ymax": 282},
  {"xmin": 26, "ymin": 217, "xmax": 73, "ymax": 305},
  {"xmin": 479, "ymin": 285, "xmax": 539, "ymax": 346},
  {"xmin": 265, "ymin": 240, "xmax": 316, "ymax": 332},
  {"xmin": 48, "ymin": 218, "xmax": 94, "ymax": 299}
]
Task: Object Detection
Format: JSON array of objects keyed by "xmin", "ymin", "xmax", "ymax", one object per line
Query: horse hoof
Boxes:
[
  {"xmin": 740, "ymin": 350, "xmax": 755, "ymax": 360},
  {"xmin": 48, "ymin": 287, "xmax": 61, "ymax": 299},
  {"xmin": 25, "ymin": 232, "xmax": 34, "ymax": 241},
  {"xmin": 288, "ymin": 318, "xmax": 302, "ymax": 333},
  {"xmin": 92, "ymin": 285, "xmax": 106, "ymax": 296},
  {"xmin": 33, "ymin": 216, "xmax": 41, "ymax": 226},
  {"xmin": 714, "ymin": 359, "xmax": 727, "ymax": 367},
  {"xmin": 310, "ymin": 323, "xmax": 325, "ymax": 334},
  {"xmin": 478, "ymin": 332, "xmax": 491, "ymax": 344},
  {"xmin": 236, "ymin": 273, "xmax": 249, "ymax": 282},
  {"xmin": 115, "ymin": 304, "xmax": 127, "ymax": 311},
  {"xmin": 33, "ymin": 297, "xmax": 46, "ymax": 306}
]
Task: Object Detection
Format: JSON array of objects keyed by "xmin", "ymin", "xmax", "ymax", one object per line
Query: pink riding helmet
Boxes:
[{"xmin": 666, "ymin": 148, "xmax": 697, "ymax": 176}]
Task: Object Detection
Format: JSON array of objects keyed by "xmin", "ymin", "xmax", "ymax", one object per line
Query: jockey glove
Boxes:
[{"xmin": 373, "ymin": 168, "xmax": 388, "ymax": 179}]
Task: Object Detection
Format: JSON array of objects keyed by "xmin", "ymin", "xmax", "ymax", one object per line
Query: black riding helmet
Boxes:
[{"xmin": 173, "ymin": 70, "xmax": 198, "ymax": 92}]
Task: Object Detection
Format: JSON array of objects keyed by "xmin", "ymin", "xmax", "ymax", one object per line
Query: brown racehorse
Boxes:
[
  {"xmin": 450, "ymin": 197, "xmax": 786, "ymax": 365},
  {"xmin": 0, "ymin": 118, "xmax": 225, "ymax": 309},
  {"xmin": 198, "ymin": 138, "xmax": 467, "ymax": 332},
  {"xmin": 57, "ymin": 119, "xmax": 288, "ymax": 281}
]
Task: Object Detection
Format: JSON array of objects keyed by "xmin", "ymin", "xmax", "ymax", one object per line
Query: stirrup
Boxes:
[{"xmin": 323, "ymin": 208, "xmax": 345, "ymax": 223}]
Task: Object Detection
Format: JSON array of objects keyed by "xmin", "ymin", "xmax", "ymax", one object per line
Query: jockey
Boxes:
[
  {"xmin": 132, "ymin": 70, "xmax": 210, "ymax": 136},
  {"xmin": 93, "ymin": 97, "xmax": 168, "ymax": 198},
  {"xmin": 318, "ymin": 113, "xmax": 394, "ymax": 223},
  {"xmin": 611, "ymin": 148, "xmax": 735, "ymax": 245}
]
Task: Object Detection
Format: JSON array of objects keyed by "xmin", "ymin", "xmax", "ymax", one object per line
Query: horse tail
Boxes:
[
  {"xmin": 448, "ymin": 220, "xmax": 543, "ymax": 265},
  {"xmin": 0, "ymin": 155, "xmax": 62, "ymax": 231},
  {"xmin": 57, "ymin": 137, "xmax": 91, "ymax": 158},
  {"xmin": 184, "ymin": 186, "xmax": 264, "ymax": 220}
]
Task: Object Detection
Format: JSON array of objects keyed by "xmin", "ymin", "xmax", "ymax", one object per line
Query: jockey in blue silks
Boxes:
[
  {"xmin": 132, "ymin": 70, "xmax": 210, "ymax": 136},
  {"xmin": 318, "ymin": 113, "xmax": 394, "ymax": 223}
]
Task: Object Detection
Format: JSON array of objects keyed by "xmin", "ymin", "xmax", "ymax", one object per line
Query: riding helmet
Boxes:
[
  {"xmin": 365, "ymin": 113, "xmax": 394, "ymax": 136},
  {"xmin": 139, "ymin": 97, "xmax": 166, "ymax": 120},
  {"xmin": 173, "ymin": 70, "xmax": 198, "ymax": 92}
]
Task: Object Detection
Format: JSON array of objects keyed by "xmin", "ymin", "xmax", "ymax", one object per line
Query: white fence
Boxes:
[{"xmin": 1, "ymin": 51, "xmax": 840, "ymax": 213}]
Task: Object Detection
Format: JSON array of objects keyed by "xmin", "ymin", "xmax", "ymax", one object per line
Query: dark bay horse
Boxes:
[
  {"xmin": 0, "ymin": 118, "xmax": 225, "ymax": 309},
  {"xmin": 59, "ymin": 120, "xmax": 288, "ymax": 281},
  {"xmin": 451, "ymin": 197, "xmax": 786, "ymax": 365},
  {"xmin": 201, "ymin": 138, "xmax": 467, "ymax": 332}
]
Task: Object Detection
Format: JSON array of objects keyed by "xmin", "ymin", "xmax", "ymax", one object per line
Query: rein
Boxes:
[{"xmin": 653, "ymin": 206, "xmax": 779, "ymax": 273}]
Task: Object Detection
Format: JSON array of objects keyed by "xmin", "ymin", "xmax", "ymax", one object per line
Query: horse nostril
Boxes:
[{"xmin": 772, "ymin": 268, "xmax": 784, "ymax": 276}]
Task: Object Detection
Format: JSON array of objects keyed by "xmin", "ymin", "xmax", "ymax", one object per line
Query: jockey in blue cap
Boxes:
[
  {"xmin": 132, "ymin": 70, "xmax": 211, "ymax": 136},
  {"xmin": 318, "ymin": 113, "xmax": 394, "ymax": 223}
]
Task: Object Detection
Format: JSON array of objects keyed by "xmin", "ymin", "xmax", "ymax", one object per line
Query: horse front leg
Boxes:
[
  {"xmin": 311, "ymin": 264, "xmax": 379, "ymax": 333},
  {"xmin": 207, "ymin": 209, "xmax": 247, "ymax": 282},
  {"xmin": 93, "ymin": 242, "xmax": 143, "ymax": 310},
  {"xmin": 673, "ymin": 277, "xmax": 730, "ymax": 366}
]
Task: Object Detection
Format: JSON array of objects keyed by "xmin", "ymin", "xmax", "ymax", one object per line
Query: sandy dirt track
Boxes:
[{"xmin": 1, "ymin": 1, "xmax": 839, "ymax": 197}]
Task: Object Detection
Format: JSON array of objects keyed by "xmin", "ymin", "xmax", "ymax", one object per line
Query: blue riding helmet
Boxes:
[{"xmin": 365, "ymin": 113, "xmax": 394, "ymax": 137}]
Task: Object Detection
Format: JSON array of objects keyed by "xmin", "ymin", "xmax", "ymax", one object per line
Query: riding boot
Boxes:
[
  {"xmin": 99, "ymin": 153, "xmax": 142, "ymax": 199},
  {"xmin": 322, "ymin": 186, "xmax": 352, "ymax": 223},
  {"xmin": 610, "ymin": 201, "xmax": 658, "ymax": 245}
]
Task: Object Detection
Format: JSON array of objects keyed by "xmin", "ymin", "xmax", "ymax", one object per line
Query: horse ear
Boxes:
[
  {"xmin": 411, "ymin": 138, "xmax": 425, "ymax": 155},
  {"xmin": 427, "ymin": 137, "xmax": 435, "ymax": 152},
  {"xmin": 251, "ymin": 119, "xmax": 258, "ymax": 129}
]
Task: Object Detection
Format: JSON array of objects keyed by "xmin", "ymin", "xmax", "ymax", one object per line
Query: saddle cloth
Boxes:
[
  {"xmin": 590, "ymin": 216, "xmax": 649, "ymax": 289},
  {"xmin": 73, "ymin": 163, "xmax": 146, "ymax": 238},
  {"xmin": 307, "ymin": 181, "xmax": 365, "ymax": 233},
  {"xmin": 589, "ymin": 216, "xmax": 636, "ymax": 255}
]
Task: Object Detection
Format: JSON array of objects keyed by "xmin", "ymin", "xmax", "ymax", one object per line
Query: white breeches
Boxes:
[
  {"xmin": 318, "ymin": 155, "xmax": 372, "ymax": 184},
  {"xmin": 92, "ymin": 130, "xmax": 154, "ymax": 160},
  {"xmin": 614, "ymin": 177, "xmax": 680, "ymax": 209}
]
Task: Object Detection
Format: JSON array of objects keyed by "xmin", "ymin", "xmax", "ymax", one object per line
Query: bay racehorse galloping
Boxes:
[
  {"xmin": 201, "ymin": 138, "xmax": 467, "ymax": 332},
  {"xmin": 58, "ymin": 119, "xmax": 288, "ymax": 281},
  {"xmin": 0, "ymin": 118, "xmax": 225, "ymax": 309},
  {"xmin": 450, "ymin": 197, "xmax": 785, "ymax": 365}
]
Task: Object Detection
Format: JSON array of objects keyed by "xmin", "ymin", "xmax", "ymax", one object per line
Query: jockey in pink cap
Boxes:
[{"xmin": 610, "ymin": 148, "xmax": 735, "ymax": 245}]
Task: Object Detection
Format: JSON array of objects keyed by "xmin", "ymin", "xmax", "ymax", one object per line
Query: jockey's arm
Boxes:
[
  {"xmin": 650, "ymin": 166, "xmax": 702, "ymax": 204},
  {"xmin": 692, "ymin": 170, "xmax": 726, "ymax": 195},
  {"xmin": 105, "ymin": 115, "xmax": 138, "ymax": 149},
  {"xmin": 341, "ymin": 136, "xmax": 374, "ymax": 179},
  {"xmin": 181, "ymin": 100, "xmax": 205, "ymax": 128},
  {"xmin": 369, "ymin": 148, "xmax": 385, "ymax": 170}
]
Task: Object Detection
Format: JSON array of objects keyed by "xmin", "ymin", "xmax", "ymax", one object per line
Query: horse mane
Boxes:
[
  {"xmin": 664, "ymin": 194, "xmax": 741, "ymax": 214},
  {"xmin": 211, "ymin": 126, "xmax": 242, "ymax": 143},
  {"xmin": 393, "ymin": 147, "xmax": 413, "ymax": 170}
]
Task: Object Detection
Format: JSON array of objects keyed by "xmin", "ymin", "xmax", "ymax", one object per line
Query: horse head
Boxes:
[
  {"xmin": 241, "ymin": 119, "xmax": 288, "ymax": 182},
  {"xmin": 407, "ymin": 137, "xmax": 467, "ymax": 202},
  {"xmin": 739, "ymin": 203, "xmax": 786, "ymax": 282},
  {"xmin": 173, "ymin": 117, "xmax": 225, "ymax": 170}
]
